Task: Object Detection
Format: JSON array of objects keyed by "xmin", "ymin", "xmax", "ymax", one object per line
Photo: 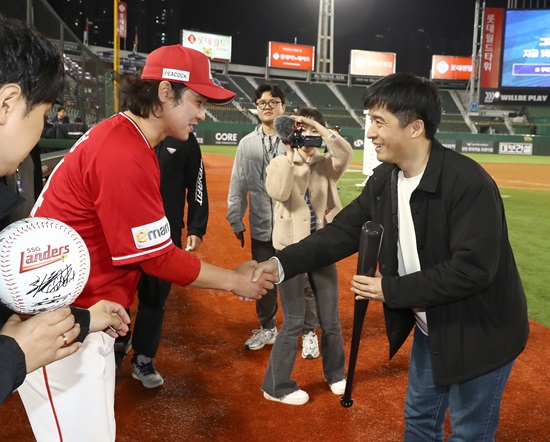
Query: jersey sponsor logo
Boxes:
[
  {"xmin": 132, "ymin": 217, "xmax": 171, "ymax": 249},
  {"xmin": 162, "ymin": 68, "xmax": 190, "ymax": 82}
]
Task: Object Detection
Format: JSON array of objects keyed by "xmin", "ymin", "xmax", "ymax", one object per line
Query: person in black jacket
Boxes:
[
  {"xmin": 51, "ymin": 106, "xmax": 70, "ymax": 124},
  {"xmin": 115, "ymin": 133, "xmax": 209, "ymax": 388},
  {"xmin": 252, "ymin": 73, "xmax": 529, "ymax": 441},
  {"xmin": 0, "ymin": 17, "xmax": 130, "ymax": 405}
]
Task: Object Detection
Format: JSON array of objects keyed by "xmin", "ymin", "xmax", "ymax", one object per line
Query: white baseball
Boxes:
[{"xmin": 0, "ymin": 217, "xmax": 90, "ymax": 315}]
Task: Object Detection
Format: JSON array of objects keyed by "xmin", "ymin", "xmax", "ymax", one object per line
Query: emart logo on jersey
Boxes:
[{"xmin": 132, "ymin": 217, "xmax": 171, "ymax": 249}]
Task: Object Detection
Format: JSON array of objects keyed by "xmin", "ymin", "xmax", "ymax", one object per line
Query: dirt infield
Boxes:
[
  {"xmin": 349, "ymin": 161, "xmax": 550, "ymax": 191},
  {"xmin": 0, "ymin": 153, "xmax": 548, "ymax": 441},
  {"xmin": 481, "ymin": 163, "xmax": 550, "ymax": 190}
]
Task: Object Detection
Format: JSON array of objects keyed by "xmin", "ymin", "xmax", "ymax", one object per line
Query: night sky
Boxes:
[
  {"xmin": 173, "ymin": 0, "xmax": 510, "ymax": 75},
  {"xmin": 48, "ymin": 0, "xmax": 511, "ymax": 76}
]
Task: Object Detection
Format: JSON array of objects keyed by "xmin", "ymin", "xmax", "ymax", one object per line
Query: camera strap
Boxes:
[
  {"xmin": 260, "ymin": 131, "xmax": 280, "ymax": 179},
  {"xmin": 304, "ymin": 190, "xmax": 316, "ymax": 233}
]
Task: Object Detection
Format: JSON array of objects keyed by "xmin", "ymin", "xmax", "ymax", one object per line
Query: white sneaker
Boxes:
[
  {"xmin": 329, "ymin": 379, "xmax": 347, "ymax": 395},
  {"xmin": 263, "ymin": 389, "xmax": 309, "ymax": 405},
  {"xmin": 301, "ymin": 331, "xmax": 320, "ymax": 359},
  {"xmin": 244, "ymin": 327, "xmax": 278, "ymax": 350}
]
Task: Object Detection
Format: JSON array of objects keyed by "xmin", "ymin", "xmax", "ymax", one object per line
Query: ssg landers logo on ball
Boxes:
[{"xmin": 0, "ymin": 218, "xmax": 90, "ymax": 315}]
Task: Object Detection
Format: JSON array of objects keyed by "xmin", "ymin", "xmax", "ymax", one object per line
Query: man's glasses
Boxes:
[{"xmin": 256, "ymin": 100, "xmax": 282, "ymax": 110}]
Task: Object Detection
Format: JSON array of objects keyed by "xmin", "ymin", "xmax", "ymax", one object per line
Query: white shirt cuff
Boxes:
[{"xmin": 270, "ymin": 256, "xmax": 285, "ymax": 283}]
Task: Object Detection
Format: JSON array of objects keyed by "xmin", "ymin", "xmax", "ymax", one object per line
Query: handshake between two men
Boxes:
[
  {"xmin": 239, "ymin": 258, "xmax": 385, "ymax": 304},
  {"xmin": 228, "ymin": 259, "xmax": 279, "ymax": 302}
]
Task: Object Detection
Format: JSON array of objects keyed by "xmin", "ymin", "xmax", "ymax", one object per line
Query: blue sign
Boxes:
[{"xmin": 470, "ymin": 101, "xmax": 479, "ymax": 112}]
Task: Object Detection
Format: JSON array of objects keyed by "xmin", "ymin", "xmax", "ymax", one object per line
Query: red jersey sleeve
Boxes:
[{"xmin": 140, "ymin": 247, "xmax": 201, "ymax": 287}]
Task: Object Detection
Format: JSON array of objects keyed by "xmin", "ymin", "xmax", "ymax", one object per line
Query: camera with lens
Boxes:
[{"xmin": 288, "ymin": 128, "xmax": 323, "ymax": 149}]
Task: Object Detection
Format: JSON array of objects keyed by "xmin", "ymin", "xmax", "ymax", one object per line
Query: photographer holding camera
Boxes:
[{"xmin": 261, "ymin": 108, "xmax": 353, "ymax": 405}]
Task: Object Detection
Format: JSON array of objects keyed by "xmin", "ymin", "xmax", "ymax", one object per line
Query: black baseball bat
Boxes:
[{"xmin": 340, "ymin": 220, "xmax": 383, "ymax": 408}]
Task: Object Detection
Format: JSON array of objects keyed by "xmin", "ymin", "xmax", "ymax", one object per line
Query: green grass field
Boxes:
[
  {"xmin": 202, "ymin": 146, "xmax": 549, "ymax": 328},
  {"xmin": 499, "ymin": 188, "xmax": 550, "ymax": 327}
]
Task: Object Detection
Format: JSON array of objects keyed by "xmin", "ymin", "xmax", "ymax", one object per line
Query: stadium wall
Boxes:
[
  {"xmin": 38, "ymin": 124, "xmax": 550, "ymax": 157},
  {"xmin": 191, "ymin": 122, "xmax": 550, "ymax": 156}
]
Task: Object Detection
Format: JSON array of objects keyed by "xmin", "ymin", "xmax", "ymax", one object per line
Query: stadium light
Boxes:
[{"xmin": 316, "ymin": 0, "xmax": 335, "ymax": 73}]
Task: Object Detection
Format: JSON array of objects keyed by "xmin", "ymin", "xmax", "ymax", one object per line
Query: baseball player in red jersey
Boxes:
[{"xmin": 19, "ymin": 45, "xmax": 275, "ymax": 442}]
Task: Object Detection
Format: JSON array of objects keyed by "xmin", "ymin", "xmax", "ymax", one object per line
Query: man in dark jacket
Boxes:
[
  {"xmin": 52, "ymin": 106, "xmax": 70, "ymax": 124},
  {"xmin": 0, "ymin": 17, "xmax": 130, "ymax": 405},
  {"xmin": 253, "ymin": 72, "xmax": 529, "ymax": 441}
]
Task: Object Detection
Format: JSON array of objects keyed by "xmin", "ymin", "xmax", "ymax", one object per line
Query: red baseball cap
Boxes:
[{"xmin": 141, "ymin": 45, "xmax": 236, "ymax": 105}]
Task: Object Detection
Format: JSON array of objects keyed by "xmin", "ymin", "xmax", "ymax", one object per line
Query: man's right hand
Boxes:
[
  {"xmin": 231, "ymin": 260, "xmax": 277, "ymax": 300},
  {"xmin": 251, "ymin": 258, "xmax": 280, "ymax": 285},
  {"xmin": 234, "ymin": 231, "xmax": 245, "ymax": 248},
  {"xmin": 0, "ymin": 307, "xmax": 81, "ymax": 373}
]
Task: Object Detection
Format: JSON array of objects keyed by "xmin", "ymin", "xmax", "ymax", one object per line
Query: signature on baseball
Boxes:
[{"xmin": 26, "ymin": 264, "xmax": 76, "ymax": 297}]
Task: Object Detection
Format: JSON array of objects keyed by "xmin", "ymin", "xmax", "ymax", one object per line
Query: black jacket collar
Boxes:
[{"xmin": 0, "ymin": 179, "xmax": 24, "ymax": 228}]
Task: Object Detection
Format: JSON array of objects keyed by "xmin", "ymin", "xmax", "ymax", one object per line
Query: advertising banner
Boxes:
[
  {"xmin": 481, "ymin": 89, "xmax": 549, "ymax": 105},
  {"xmin": 499, "ymin": 142, "xmax": 533, "ymax": 155},
  {"xmin": 480, "ymin": 8, "xmax": 504, "ymax": 89},
  {"xmin": 349, "ymin": 50, "xmax": 396, "ymax": 77},
  {"xmin": 268, "ymin": 42, "xmax": 315, "ymax": 70},
  {"xmin": 117, "ymin": 2, "xmax": 127, "ymax": 39},
  {"xmin": 501, "ymin": 9, "xmax": 550, "ymax": 88},
  {"xmin": 311, "ymin": 72, "xmax": 348, "ymax": 83},
  {"xmin": 431, "ymin": 55, "xmax": 472, "ymax": 80},
  {"xmin": 181, "ymin": 30, "xmax": 232, "ymax": 62},
  {"xmin": 461, "ymin": 140, "xmax": 495, "ymax": 153},
  {"xmin": 194, "ymin": 130, "xmax": 249, "ymax": 146}
]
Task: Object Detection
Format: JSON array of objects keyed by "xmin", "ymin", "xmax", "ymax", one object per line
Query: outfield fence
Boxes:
[{"xmin": 190, "ymin": 122, "xmax": 550, "ymax": 157}]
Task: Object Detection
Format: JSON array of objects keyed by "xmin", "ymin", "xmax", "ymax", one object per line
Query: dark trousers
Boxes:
[
  {"xmin": 251, "ymin": 238, "xmax": 279, "ymax": 329},
  {"xmin": 131, "ymin": 273, "xmax": 172, "ymax": 358},
  {"xmin": 131, "ymin": 229, "xmax": 183, "ymax": 358}
]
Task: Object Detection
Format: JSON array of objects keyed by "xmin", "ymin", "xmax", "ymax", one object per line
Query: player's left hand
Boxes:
[
  {"xmin": 351, "ymin": 271, "xmax": 385, "ymax": 302},
  {"xmin": 88, "ymin": 300, "xmax": 131, "ymax": 338},
  {"xmin": 185, "ymin": 235, "xmax": 202, "ymax": 252}
]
